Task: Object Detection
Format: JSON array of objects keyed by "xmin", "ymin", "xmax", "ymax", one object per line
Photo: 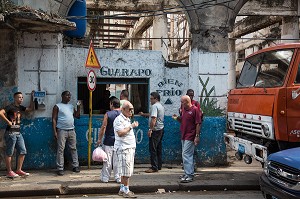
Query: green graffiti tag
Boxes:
[{"xmin": 198, "ymin": 76, "xmax": 224, "ymax": 116}]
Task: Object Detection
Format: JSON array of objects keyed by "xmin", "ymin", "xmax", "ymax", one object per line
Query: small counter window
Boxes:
[{"xmin": 78, "ymin": 77, "xmax": 149, "ymax": 114}]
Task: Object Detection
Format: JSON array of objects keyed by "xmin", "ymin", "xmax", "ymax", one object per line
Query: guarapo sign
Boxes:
[{"xmin": 87, "ymin": 70, "xmax": 96, "ymax": 91}]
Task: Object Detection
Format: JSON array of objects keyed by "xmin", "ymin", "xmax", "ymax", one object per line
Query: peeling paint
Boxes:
[{"xmin": 0, "ymin": 115, "xmax": 227, "ymax": 170}]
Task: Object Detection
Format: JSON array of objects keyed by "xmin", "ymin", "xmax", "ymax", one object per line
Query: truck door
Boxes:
[{"xmin": 286, "ymin": 51, "xmax": 300, "ymax": 142}]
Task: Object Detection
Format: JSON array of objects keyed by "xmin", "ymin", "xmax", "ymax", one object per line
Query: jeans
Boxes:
[
  {"xmin": 149, "ymin": 128, "xmax": 164, "ymax": 171},
  {"xmin": 56, "ymin": 129, "xmax": 79, "ymax": 170},
  {"xmin": 101, "ymin": 145, "xmax": 119, "ymax": 182},
  {"xmin": 181, "ymin": 140, "xmax": 195, "ymax": 178},
  {"xmin": 4, "ymin": 131, "xmax": 27, "ymax": 156}
]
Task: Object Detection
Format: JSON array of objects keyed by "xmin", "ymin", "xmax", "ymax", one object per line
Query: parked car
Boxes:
[{"xmin": 260, "ymin": 147, "xmax": 300, "ymax": 199}]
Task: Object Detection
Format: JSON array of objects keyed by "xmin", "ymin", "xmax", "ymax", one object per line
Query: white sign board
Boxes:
[{"xmin": 87, "ymin": 70, "xmax": 96, "ymax": 91}]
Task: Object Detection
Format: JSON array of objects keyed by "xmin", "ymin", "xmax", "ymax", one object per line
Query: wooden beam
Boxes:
[
  {"xmin": 90, "ymin": 28, "xmax": 129, "ymax": 33},
  {"xmin": 86, "ymin": 0, "xmax": 179, "ymax": 11},
  {"xmin": 89, "ymin": 22, "xmax": 134, "ymax": 28},
  {"xmin": 94, "ymin": 34, "xmax": 125, "ymax": 38},
  {"xmin": 87, "ymin": 14, "xmax": 140, "ymax": 21},
  {"xmin": 93, "ymin": 42, "xmax": 119, "ymax": 46},
  {"xmin": 93, "ymin": 38, "xmax": 122, "ymax": 42},
  {"xmin": 230, "ymin": 16, "xmax": 282, "ymax": 38}
]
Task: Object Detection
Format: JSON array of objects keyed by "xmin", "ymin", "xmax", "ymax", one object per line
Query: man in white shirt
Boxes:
[{"xmin": 114, "ymin": 100, "xmax": 138, "ymax": 198}]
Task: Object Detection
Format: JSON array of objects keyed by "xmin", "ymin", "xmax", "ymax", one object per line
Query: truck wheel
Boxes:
[
  {"xmin": 235, "ymin": 152, "xmax": 243, "ymax": 160},
  {"xmin": 244, "ymin": 155, "xmax": 252, "ymax": 164}
]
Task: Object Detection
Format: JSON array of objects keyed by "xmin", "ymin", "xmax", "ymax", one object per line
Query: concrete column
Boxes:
[
  {"xmin": 131, "ymin": 37, "xmax": 142, "ymax": 49},
  {"xmin": 189, "ymin": 30, "xmax": 229, "ymax": 109},
  {"xmin": 281, "ymin": 16, "xmax": 299, "ymax": 43},
  {"xmin": 228, "ymin": 38, "xmax": 236, "ymax": 90},
  {"xmin": 152, "ymin": 13, "xmax": 168, "ymax": 60}
]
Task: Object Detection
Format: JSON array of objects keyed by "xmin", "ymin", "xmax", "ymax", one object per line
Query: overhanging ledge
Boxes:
[{"xmin": 1, "ymin": 7, "xmax": 76, "ymax": 33}]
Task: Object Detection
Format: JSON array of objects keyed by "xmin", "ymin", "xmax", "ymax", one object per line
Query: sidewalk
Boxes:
[{"xmin": 0, "ymin": 157, "xmax": 263, "ymax": 198}]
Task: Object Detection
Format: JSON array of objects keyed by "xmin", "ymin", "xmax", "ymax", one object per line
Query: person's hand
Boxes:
[
  {"xmin": 148, "ymin": 129, "xmax": 152, "ymax": 137},
  {"xmin": 131, "ymin": 121, "xmax": 139, "ymax": 128},
  {"xmin": 96, "ymin": 139, "xmax": 102, "ymax": 146},
  {"xmin": 54, "ymin": 132, "xmax": 58, "ymax": 139},
  {"xmin": 194, "ymin": 136, "xmax": 200, "ymax": 146},
  {"xmin": 172, "ymin": 114, "xmax": 178, "ymax": 120},
  {"xmin": 138, "ymin": 112, "xmax": 144, "ymax": 116}
]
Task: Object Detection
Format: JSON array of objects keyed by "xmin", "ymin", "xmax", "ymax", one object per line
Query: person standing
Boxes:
[
  {"xmin": 52, "ymin": 91, "xmax": 81, "ymax": 176},
  {"xmin": 119, "ymin": 90, "xmax": 129, "ymax": 108},
  {"xmin": 140, "ymin": 92, "xmax": 164, "ymax": 173},
  {"xmin": 0, "ymin": 91, "xmax": 34, "ymax": 178},
  {"xmin": 97, "ymin": 97, "xmax": 121, "ymax": 183},
  {"xmin": 114, "ymin": 101, "xmax": 138, "ymax": 198},
  {"xmin": 173, "ymin": 95, "xmax": 202, "ymax": 183},
  {"xmin": 179, "ymin": 89, "xmax": 201, "ymax": 115}
]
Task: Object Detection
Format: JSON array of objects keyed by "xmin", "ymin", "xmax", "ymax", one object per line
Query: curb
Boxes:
[{"xmin": 0, "ymin": 180, "xmax": 260, "ymax": 198}]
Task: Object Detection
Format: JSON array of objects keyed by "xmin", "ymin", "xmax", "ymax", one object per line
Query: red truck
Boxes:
[{"xmin": 224, "ymin": 43, "xmax": 300, "ymax": 164}]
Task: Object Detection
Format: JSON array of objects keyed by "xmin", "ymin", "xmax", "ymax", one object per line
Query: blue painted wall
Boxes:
[{"xmin": 17, "ymin": 115, "xmax": 226, "ymax": 169}]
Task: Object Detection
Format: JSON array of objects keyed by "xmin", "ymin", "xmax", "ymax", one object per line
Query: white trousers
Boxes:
[{"xmin": 100, "ymin": 145, "xmax": 119, "ymax": 182}]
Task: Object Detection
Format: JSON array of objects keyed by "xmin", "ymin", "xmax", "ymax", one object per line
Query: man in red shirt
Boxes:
[
  {"xmin": 173, "ymin": 95, "xmax": 202, "ymax": 183},
  {"xmin": 179, "ymin": 89, "xmax": 201, "ymax": 115}
]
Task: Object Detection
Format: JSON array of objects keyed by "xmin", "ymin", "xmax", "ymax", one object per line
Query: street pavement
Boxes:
[{"xmin": 0, "ymin": 153, "xmax": 263, "ymax": 198}]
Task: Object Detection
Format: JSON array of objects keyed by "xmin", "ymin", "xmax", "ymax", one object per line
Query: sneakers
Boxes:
[
  {"xmin": 118, "ymin": 190, "xmax": 124, "ymax": 196},
  {"xmin": 115, "ymin": 178, "xmax": 121, "ymax": 183},
  {"xmin": 57, "ymin": 170, "xmax": 64, "ymax": 176},
  {"xmin": 72, "ymin": 167, "xmax": 80, "ymax": 173},
  {"xmin": 15, "ymin": 170, "xmax": 29, "ymax": 176},
  {"xmin": 100, "ymin": 179, "xmax": 108, "ymax": 183},
  {"xmin": 180, "ymin": 175, "xmax": 193, "ymax": 183},
  {"xmin": 7, "ymin": 171, "xmax": 19, "ymax": 178},
  {"xmin": 180, "ymin": 175, "xmax": 187, "ymax": 181},
  {"xmin": 145, "ymin": 168, "xmax": 158, "ymax": 173},
  {"xmin": 123, "ymin": 191, "xmax": 137, "ymax": 198}
]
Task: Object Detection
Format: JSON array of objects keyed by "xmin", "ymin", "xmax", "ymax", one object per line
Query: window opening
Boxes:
[{"xmin": 78, "ymin": 77, "xmax": 149, "ymax": 114}]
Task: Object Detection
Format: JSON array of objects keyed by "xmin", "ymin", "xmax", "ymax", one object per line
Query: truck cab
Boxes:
[{"xmin": 224, "ymin": 43, "xmax": 300, "ymax": 164}]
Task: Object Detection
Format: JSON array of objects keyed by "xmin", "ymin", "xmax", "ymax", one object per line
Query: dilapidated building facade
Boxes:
[{"xmin": 0, "ymin": 0, "xmax": 299, "ymax": 169}]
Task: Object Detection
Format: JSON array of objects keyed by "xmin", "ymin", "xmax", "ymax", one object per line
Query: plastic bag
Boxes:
[{"xmin": 92, "ymin": 146, "xmax": 108, "ymax": 162}]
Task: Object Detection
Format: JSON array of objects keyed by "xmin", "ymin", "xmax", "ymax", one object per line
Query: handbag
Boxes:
[{"xmin": 92, "ymin": 146, "xmax": 108, "ymax": 162}]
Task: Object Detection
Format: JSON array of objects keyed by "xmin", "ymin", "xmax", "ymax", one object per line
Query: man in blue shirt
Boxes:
[{"xmin": 52, "ymin": 91, "xmax": 81, "ymax": 176}]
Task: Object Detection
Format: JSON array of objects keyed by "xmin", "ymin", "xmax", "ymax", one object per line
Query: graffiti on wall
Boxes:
[
  {"xmin": 156, "ymin": 78, "xmax": 183, "ymax": 105},
  {"xmin": 198, "ymin": 76, "xmax": 224, "ymax": 116},
  {"xmin": 85, "ymin": 128, "xmax": 145, "ymax": 145}
]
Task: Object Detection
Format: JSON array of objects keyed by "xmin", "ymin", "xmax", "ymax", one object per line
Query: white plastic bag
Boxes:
[{"xmin": 92, "ymin": 146, "xmax": 108, "ymax": 162}]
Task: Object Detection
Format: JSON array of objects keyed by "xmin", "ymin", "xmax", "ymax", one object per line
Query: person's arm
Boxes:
[
  {"xmin": 138, "ymin": 112, "xmax": 150, "ymax": 117},
  {"xmin": 97, "ymin": 113, "xmax": 108, "ymax": 145},
  {"xmin": 52, "ymin": 105, "xmax": 59, "ymax": 139},
  {"xmin": 172, "ymin": 114, "xmax": 182, "ymax": 123},
  {"xmin": 73, "ymin": 103, "xmax": 80, "ymax": 119},
  {"xmin": 0, "ymin": 109, "xmax": 12, "ymax": 126},
  {"xmin": 116, "ymin": 121, "xmax": 139, "ymax": 137},
  {"xmin": 194, "ymin": 123, "xmax": 200, "ymax": 146},
  {"xmin": 194, "ymin": 107, "xmax": 202, "ymax": 146},
  {"xmin": 25, "ymin": 91, "xmax": 35, "ymax": 112},
  {"xmin": 148, "ymin": 116, "xmax": 156, "ymax": 137}
]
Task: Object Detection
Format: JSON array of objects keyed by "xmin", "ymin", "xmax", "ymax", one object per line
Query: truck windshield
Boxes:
[{"xmin": 237, "ymin": 49, "xmax": 294, "ymax": 88}]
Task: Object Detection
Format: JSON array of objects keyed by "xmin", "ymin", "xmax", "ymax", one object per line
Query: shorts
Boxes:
[
  {"xmin": 116, "ymin": 147, "xmax": 135, "ymax": 177},
  {"xmin": 4, "ymin": 131, "xmax": 27, "ymax": 156}
]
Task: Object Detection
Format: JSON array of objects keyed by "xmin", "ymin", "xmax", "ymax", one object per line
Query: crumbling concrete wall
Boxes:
[{"xmin": 0, "ymin": 29, "xmax": 18, "ymax": 170}]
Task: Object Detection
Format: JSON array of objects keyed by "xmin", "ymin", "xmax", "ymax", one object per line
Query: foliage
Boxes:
[{"xmin": 198, "ymin": 76, "xmax": 225, "ymax": 117}]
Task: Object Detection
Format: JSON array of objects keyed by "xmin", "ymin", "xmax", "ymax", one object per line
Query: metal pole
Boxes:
[{"xmin": 88, "ymin": 90, "xmax": 92, "ymax": 169}]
